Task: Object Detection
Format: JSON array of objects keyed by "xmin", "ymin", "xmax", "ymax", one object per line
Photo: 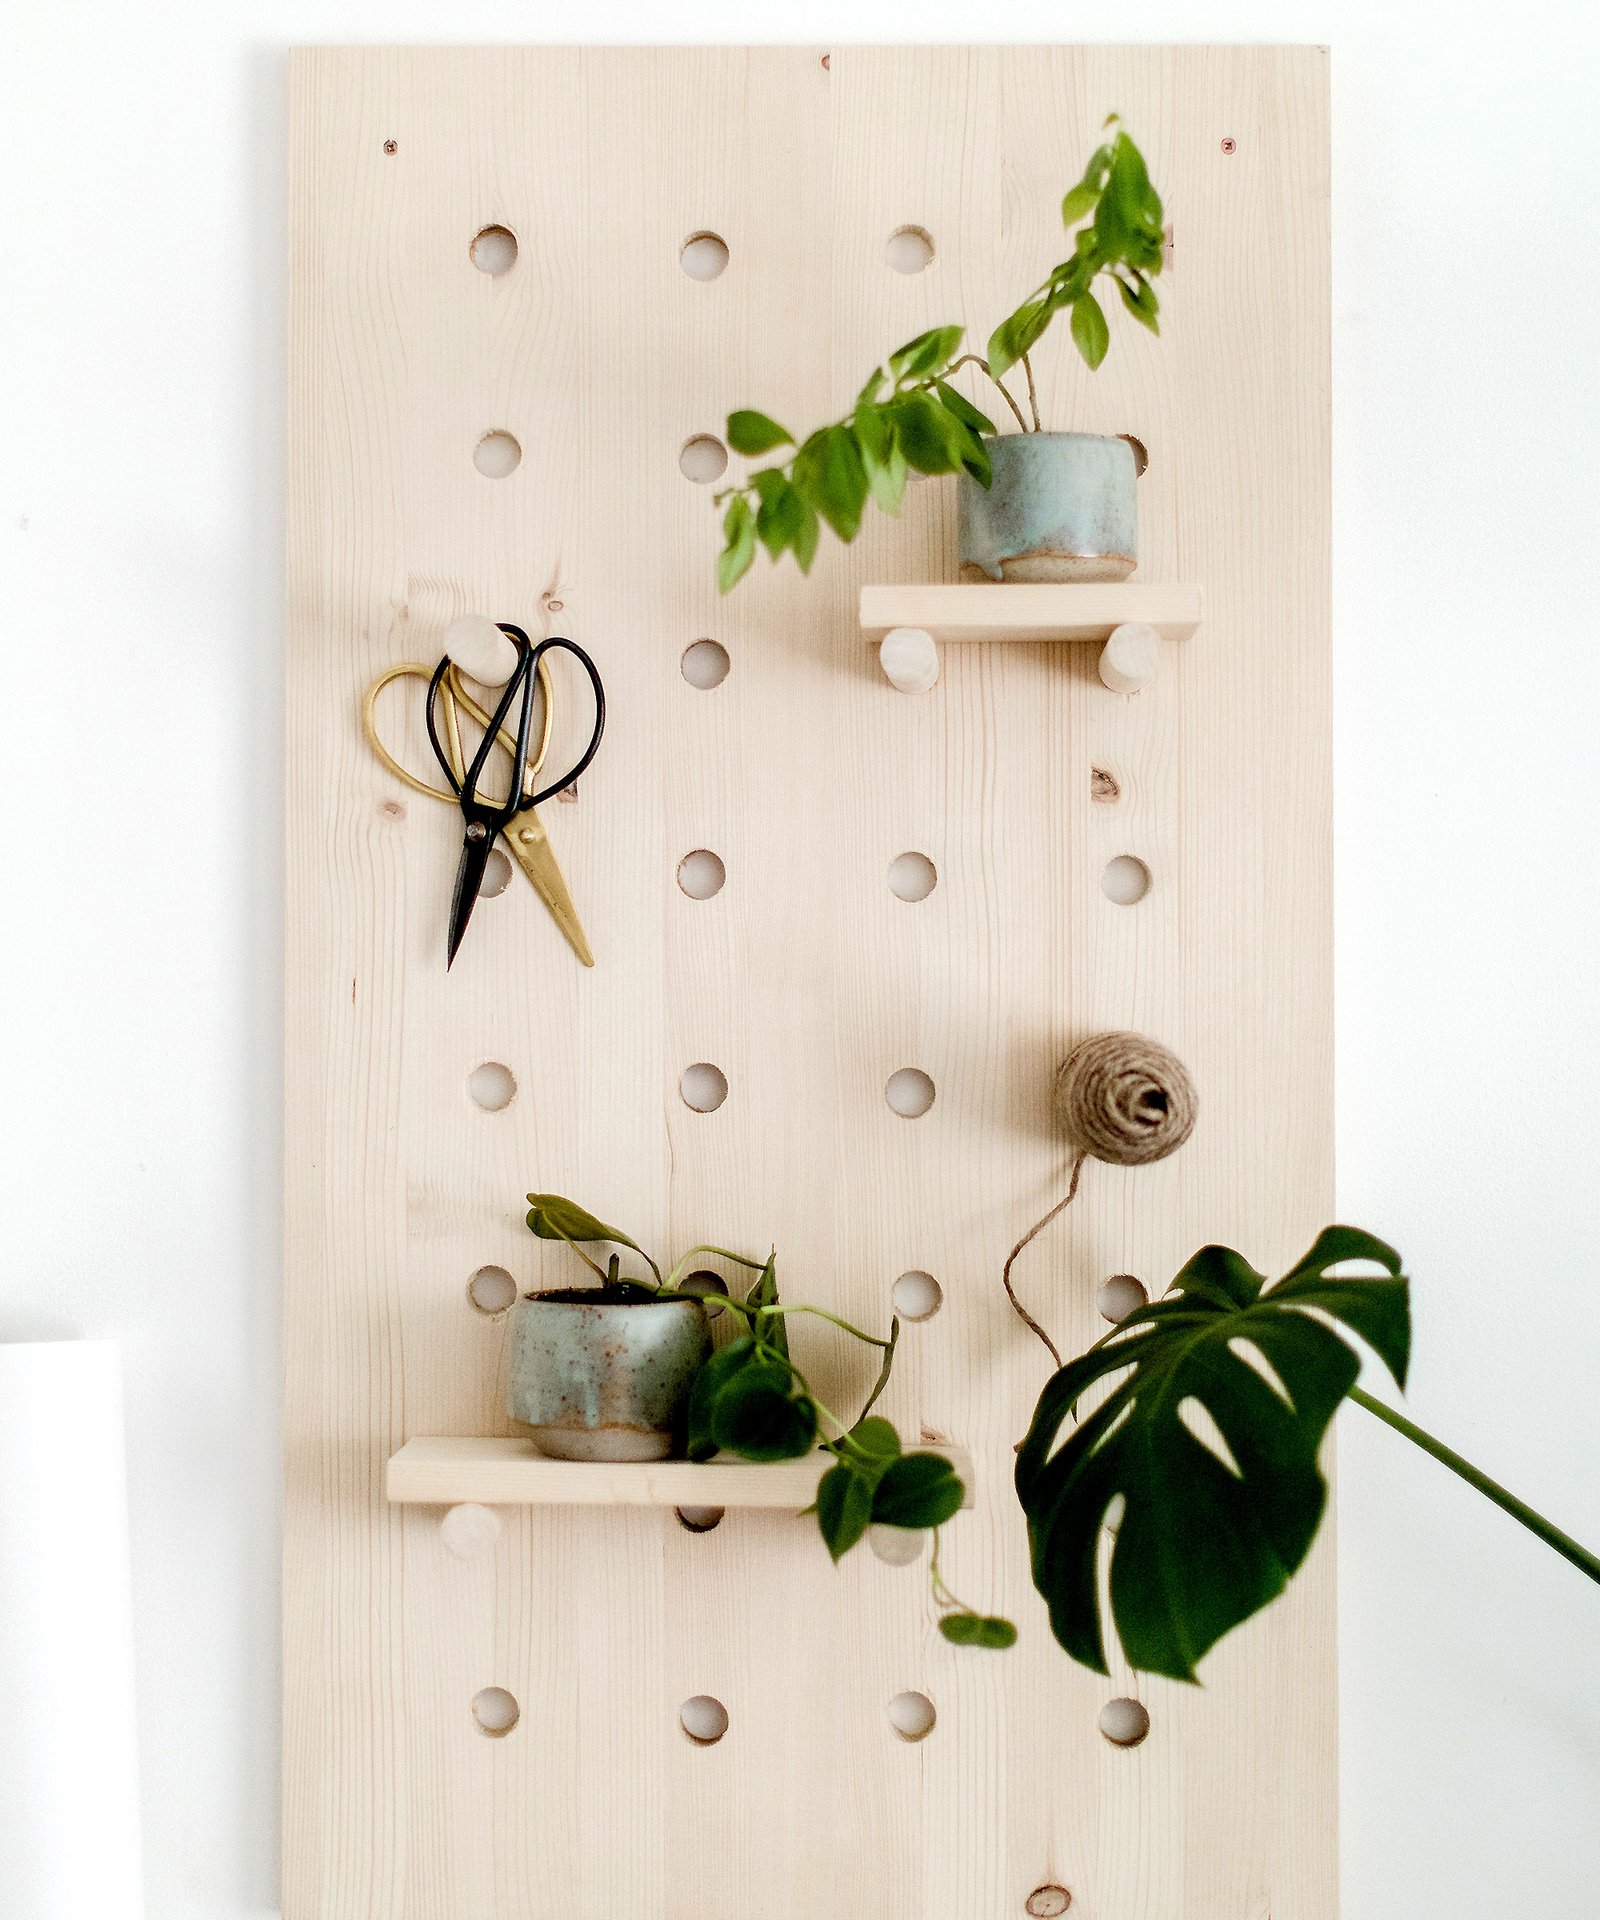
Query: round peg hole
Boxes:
[
  {"xmin": 440, "ymin": 1503, "xmax": 502, "ymax": 1560},
  {"xmin": 887, "ymin": 852, "xmax": 937, "ymax": 903},
  {"xmin": 679, "ymin": 435, "xmax": 728, "ymax": 485},
  {"xmin": 472, "ymin": 430, "xmax": 522, "ymax": 479},
  {"xmin": 676, "ymin": 1505, "xmax": 725, "ymax": 1533},
  {"xmin": 470, "ymin": 224, "xmax": 518, "ymax": 274},
  {"xmin": 885, "ymin": 1068, "xmax": 935, "ymax": 1119},
  {"xmin": 677, "ymin": 1270, "xmax": 729, "ymax": 1318},
  {"xmin": 680, "ymin": 232, "xmax": 729, "ymax": 280},
  {"xmin": 1096, "ymin": 1273, "xmax": 1148, "ymax": 1324},
  {"xmin": 887, "ymin": 1690, "xmax": 937, "ymax": 1742},
  {"xmin": 1101, "ymin": 855, "xmax": 1152, "ymax": 906},
  {"xmin": 680, "ymin": 1063, "xmax": 729, "ymax": 1113},
  {"xmin": 467, "ymin": 1265, "xmax": 518, "ymax": 1315},
  {"xmin": 677, "ymin": 850, "xmax": 726, "ymax": 900},
  {"xmin": 467, "ymin": 1062, "xmax": 517, "ymax": 1112},
  {"xmin": 681, "ymin": 638, "xmax": 730, "ymax": 689},
  {"xmin": 1026, "ymin": 1887, "xmax": 1073, "ymax": 1917},
  {"xmin": 890, "ymin": 1271, "xmax": 942, "ymax": 1322},
  {"xmin": 884, "ymin": 225, "xmax": 935, "ymax": 274},
  {"xmin": 479, "ymin": 848, "xmax": 513, "ymax": 898},
  {"xmin": 471, "ymin": 1686, "xmax": 520, "ymax": 1736},
  {"xmin": 1098, "ymin": 1697, "xmax": 1151, "ymax": 1747},
  {"xmin": 679, "ymin": 1695, "xmax": 729, "ymax": 1744},
  {"xmin": 868, "ymin": 1523, "xmax": 926, "ymax": 1567}
]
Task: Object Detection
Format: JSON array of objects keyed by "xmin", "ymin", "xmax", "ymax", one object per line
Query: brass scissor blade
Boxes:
[{"xmin": 503, "ymin": 809, "xmax": 595, "ymax": 968}]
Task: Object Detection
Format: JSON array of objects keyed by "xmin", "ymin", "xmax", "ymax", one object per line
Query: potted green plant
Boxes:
[
  {"xmin": 520, "ymin": 1193, "xmax": 1017, "ymax": 1648},
  {"xmin": 712, "ymin": 116, "xmax": 1166, "ymax": 593}
]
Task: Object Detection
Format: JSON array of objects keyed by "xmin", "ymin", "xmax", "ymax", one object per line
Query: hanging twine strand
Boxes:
[{"xmin": 1003, "ymin": 1031, "xmax": 1198, "ymax": 1364}]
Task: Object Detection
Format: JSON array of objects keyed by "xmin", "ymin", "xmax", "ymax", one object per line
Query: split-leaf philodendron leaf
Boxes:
[{"xmin": 1016, "ymin": 1226, "xmax": 1410, "ymax": 1683}]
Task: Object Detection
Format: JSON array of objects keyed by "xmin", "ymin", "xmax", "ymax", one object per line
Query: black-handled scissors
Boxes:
[{"xmin": 426, "ymin": 624, "xmax": 606, "ymax": 968}]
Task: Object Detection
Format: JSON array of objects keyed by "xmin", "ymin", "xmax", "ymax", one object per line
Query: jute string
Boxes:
[{"xmin": 1002, "ymin": 1031, "xmax": 1198, "ymax": 1365}]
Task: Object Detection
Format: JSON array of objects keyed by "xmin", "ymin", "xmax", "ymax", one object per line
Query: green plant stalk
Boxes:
[{"xmin": 1350, "ymin": 1386, "xmax": 1600, "ymax": 1585}]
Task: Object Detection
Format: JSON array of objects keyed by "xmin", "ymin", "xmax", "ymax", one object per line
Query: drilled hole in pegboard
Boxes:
[
  {"xmin": 1095, "ymin": 1273, "xmax": 1148, "ymax": 1324},
  {"xmin": 467, "ymin": 1266, "xmax": 518, "ymax": 1315},
  {"xmin": 887, "ymin": 1690, "xmax": 937, "ymax": 1741},
  {"xmin": 891, "ymin": 1271, "xmax": 942, "ymax": 1322},
  {"xmin": 470, "ymin": 224, "xmax": 518, "ymax": 274},
  {"xmin": 680, "ymin": 1063, "xmax": 729, "ymax": 1113},
  {"xmin": 887, "ymin": 852, "xmax": 937, "ymax": 902},
  {"xmin": 478, "ymin": 847, "xmax": 513, "ymax": 898},
  {"xmin": 677, "ymin": 850, "xmax": 726, "ymax": 900},
  {"xmin": 471, "ymin": 1687, "xmax": 520, "ymax": 1736},
  {"xmin": 1102, "ymin": 855, "xmax": 1151, "ymax": 906},
  {"xmin": 885, "ymin": 1068, "xmax": 935, "ymax": 1119},
  {"xmin": 677, "ymin": 1270, "xmax": 729, "ymax": 1319},
  {"xmin": 680, "ymin": 232, "xmax": 729, "ymax": 280},
  {"xmin": 473, "ymin": 430, "xmax": 522, "ymax": 478},
  {"xmin": 681, "ymin": 638, "xmax": 731, "ymax": 689},
  {"xmin": 467, "ymin": 1062, "xmax": 517, "ymax": 1112},
  {"xmin": 1098, "ymin": 1697, "xmax": 1150, "ymax": 1747},
  {"xmin": 675, "ymin": 1505, "xmax": 725, "ymax": 1533},
  {"xmin": 884, "ymin": 225, "xmax": 935, "ymax": 274},
  {"xmin": 679, "ymin": 1695, "xmax": 729, "ymax": 1744},
  {"xmin": 1026, "ymin": 1887, "xmax": 1073, "ymax": 1917},
  {"xmin": 679, "ymin": 435, "xmax": 728, "ymax": 484}
]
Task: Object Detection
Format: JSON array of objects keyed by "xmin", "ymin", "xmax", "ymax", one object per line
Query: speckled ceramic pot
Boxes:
[
  {"xmin": 958, "ymin": 432, "xmax": 1138, "ymax": 583},
  {"xmin": 508, "ymin": 1291, "xmax": 711, "ymax": 1462}
]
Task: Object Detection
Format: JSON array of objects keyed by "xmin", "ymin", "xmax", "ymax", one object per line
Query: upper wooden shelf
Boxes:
[
  {"xmin": 387, "ymin": 1436, "xmax": 974, "ymax": 1510},
  {"xmin": 859, "ymin": 582, "xmax": 1203, "ymax": 646}
]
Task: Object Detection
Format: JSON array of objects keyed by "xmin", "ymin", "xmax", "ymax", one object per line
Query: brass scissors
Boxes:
[{"xmin": 362, "ymin": 637, "xmax": 599, "ymax": 967}]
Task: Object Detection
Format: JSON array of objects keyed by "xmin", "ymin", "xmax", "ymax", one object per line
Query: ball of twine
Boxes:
[
  {"xmin": 1003, "ymin": 1031, "xmax": 1198, "ymax": 1368},
  {"xmin": 1054, "ymin": 1031, "xmax": 1197, "ymax": 1167}
]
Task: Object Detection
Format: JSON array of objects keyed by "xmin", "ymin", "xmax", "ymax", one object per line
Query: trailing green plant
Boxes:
[
  {"xmin": 1016, "ymin": 1226, "xmax": 1600, "ymax": 1682},
  {"xmin": 714, "ymin": 114, "xmax": 1165, "ymax": 591},
  {"xmin": 526, "ymin": 1192, "xmax": 1016, "ymax": 1650}
]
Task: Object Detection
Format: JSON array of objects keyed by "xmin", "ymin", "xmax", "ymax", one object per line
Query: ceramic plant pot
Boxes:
[
  {"xmin": 508, "ymin": 1289, "xmax": 711, "ymax": 1462},
  {"xmin": 958, "ymin": 432, "xmax": 1138, "ymax": 583}
]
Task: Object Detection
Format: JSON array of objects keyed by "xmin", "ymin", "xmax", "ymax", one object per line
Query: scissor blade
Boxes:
[
  {"xmin": 445, "ymin": 832, "xmax": 495, "ymax": 969},
  {"xmin": 503, "ymin": 811, "xmax": 595, "ymax": 967}
]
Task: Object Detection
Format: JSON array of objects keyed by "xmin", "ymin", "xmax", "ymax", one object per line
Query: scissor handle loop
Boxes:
[{"xmin": 520, "ymin": 637, "xmax": 607, "ymax": 809}]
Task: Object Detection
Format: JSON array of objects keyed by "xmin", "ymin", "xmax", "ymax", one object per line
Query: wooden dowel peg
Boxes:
[
  {"xmin": 879, "ymin": 626, "xmax": 940, "ymax": 694},
  {"xmin": 439, "ymin": 1501, "xmax": 503, "ymax": 1559},
  {"xmin": 1098, "ymin": 621, "xmax": 1162, "ymax": 695},
  {"xmin": 443, "ymin": 615, "xmax": 520, "ymax": 688}
]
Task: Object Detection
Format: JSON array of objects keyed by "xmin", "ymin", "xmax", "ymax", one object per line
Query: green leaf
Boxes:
[
  {"xmin": 754, "ymin": 474, "xmax": 806, "ymax": 560},
  {"xmin": 871, "ymin": 1452, "xmax": 966, "ymax": 1530},
  {"xmin": 792, "ymin": 424, "xmax": 869, "ymax": 543},
  {"xmin": 1015, "ymin": 1227, "xmax": 1409, "ymax": 1683},
  {"xmin": 1117, "ymin": 274, "xmax": 1160, "ymax": 335},
  {"xmin": 1061, "ymin": 181, "xmax": 1098, "ymax": 227},
  {"xmin": 854, "ymin": 402, "xmax": 908, "ymax": 516},
  {"xmin": 816, "ymin": 1461, "xmax": 875, "ymax": 1560},
  {"xmin": 885, "ymin": 390, "xmax": 980, "ymax": 478},
  {"xmin": 939, "ymin": 1612, "xmax": 1019, "ymax": 1650},
  {"xmin": 685, "ymin": 1336, "xmax": 758, "ymax": 1461},
  {"xmin": 857, "ymin": 365, "xmax": 888, "ymax": 405},
  {"xmin": 846, "ymin": 1415, "xmax": 902, "ymax": 1464},
  {"xmin": 986, "ymin": 299, "xmax": 1051, "ymax": 381},
  {"xmin": 744, "ymin": 1254, "xmax": 789, "ymax": 1363},
  {"xmin": 887, "ymin": 324, "xmax": 964, "ymax": 383},
  {"xmin": 525, "ymin": 1193, "xmax": 643, "ymax": 1255},
  {"xmin": 933, "ymin": 378, "xmax": 997, "ymax": 438},
  {"xmin": 726, "ymin": 409, "xmax": 793, "ymax": 456},
  {"xmin": 710, "ymin": 1361, "xmax": 818, "ymax": 1462},
  {"xmin": 791, "ymin": 496, "xmax": 820, "ymax": 572},
  {"xmin": 717, "ymin": 493, "xmax": 757, "ymax": 593},
  {"xmin": 1070, "ymin": 292, "xmax": 1110, "ymax": 370}
]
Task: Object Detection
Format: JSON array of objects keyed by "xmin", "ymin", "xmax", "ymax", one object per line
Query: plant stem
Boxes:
[
  {"xmin": 946, "ymin": 353, "xmax": 1029, "ymax": 433},
  {"xmin": 1021, "ymin": 351, "xmax": 1041, "ymax": 431},
  {"xmin": 1349, "ymin": 1386, "xmax": 1600, "ymax": 1586}
]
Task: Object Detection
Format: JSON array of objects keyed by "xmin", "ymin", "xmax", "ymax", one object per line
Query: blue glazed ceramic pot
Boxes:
[
  {"xmin": 508, "ymin": 1290, "xmax": 710, "ymax": 1461},
  {"xmin": 958, "ymin": 432, "xmax": 1138, "ymax": 583}
]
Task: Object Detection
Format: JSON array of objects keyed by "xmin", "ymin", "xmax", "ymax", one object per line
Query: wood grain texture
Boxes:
[
  {"xmin": 387, "ymin": 1437, "xmax": 974, "ymax": 1507},
  {"xmin": 286, "ymin": 45, "xmax": 1331, "ymax": 1920},
  {"xmin": 860, "ymin": 581, "xmax": 1203, "ymax": 643}
]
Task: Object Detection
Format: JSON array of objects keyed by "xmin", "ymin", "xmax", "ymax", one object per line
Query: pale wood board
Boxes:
[
  {"xmin": 859, "ymin": 581, "xmax": 1203, "ymax": 644},
  {"xmin": 286, "ymin": 45, "xmax": 1331, "ymax": 1920}
]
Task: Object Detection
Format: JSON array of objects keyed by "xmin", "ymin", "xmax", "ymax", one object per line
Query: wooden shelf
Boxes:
[
  {"xmin": 859, "ymin": 582, "xmax": 1203, "ymax": 646},
  {"xmin": 387, "ymin": 1436, "xmax": 975, "ymax": 1510}
]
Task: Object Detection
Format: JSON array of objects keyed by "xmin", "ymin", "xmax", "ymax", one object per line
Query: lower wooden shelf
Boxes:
[
  {"xmin": 387, "ymin": 1436, "xmax": 974, "ymax": 1510},
  {"xmin": 859, "ymin": 581, "xmax": 1203, "ymax": 646}
]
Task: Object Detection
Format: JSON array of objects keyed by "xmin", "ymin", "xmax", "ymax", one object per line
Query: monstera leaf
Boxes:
[{"xmin": 1016, "ymin": 1226, "xmax": 1409, "ymax": 1682}]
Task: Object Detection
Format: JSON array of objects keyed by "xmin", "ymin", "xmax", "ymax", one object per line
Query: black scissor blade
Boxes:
[{"xmin": 446, "ymin": 832, "xmax": 494, "ymax": 969}]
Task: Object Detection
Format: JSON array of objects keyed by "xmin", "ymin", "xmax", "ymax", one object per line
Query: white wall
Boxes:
[{"xmin": 3, "ymin": 2, "xmax": 1597, "ymax": 1914}]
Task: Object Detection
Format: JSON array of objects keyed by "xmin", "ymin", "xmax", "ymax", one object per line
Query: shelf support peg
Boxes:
[{"xmin": 879, "ymin": 626, "xmax": 940, "ymax": 694}]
